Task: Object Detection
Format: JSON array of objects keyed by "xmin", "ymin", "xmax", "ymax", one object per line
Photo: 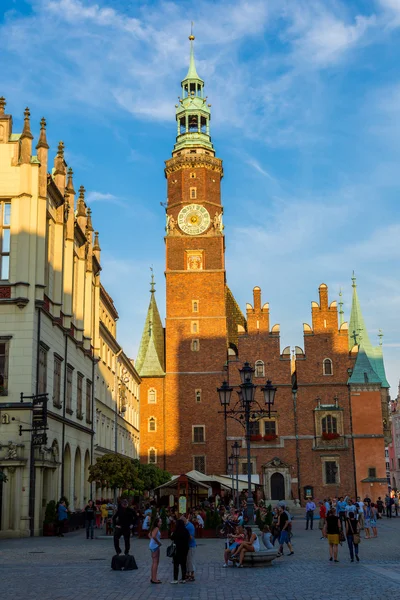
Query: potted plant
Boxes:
[
  {"xmin": 43, "ymin": 500, "xmax": 57, "ymax": 536},
  {"xmin": 250, "ymin": 434, "xmax": 263, "ymax": 442},
  {"xmin": 263, "ymin": 434, "xmax": 278, "ymax": 442},
  {"xmin": 322, "ymin": 432, "xmax": 340, "ymax": 441}
]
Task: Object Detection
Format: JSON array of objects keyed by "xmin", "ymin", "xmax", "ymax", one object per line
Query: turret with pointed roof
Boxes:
[
  {"xmin": 135, "ymin": 273, "xmax": 165, "ymax": 377},
  {"xmin": 348, "ymin": 273, "xmax": 389, "ymax": 388},
  {"xmin": 173, "ymin": 33, "xmax": 214, "ymax": 155}
]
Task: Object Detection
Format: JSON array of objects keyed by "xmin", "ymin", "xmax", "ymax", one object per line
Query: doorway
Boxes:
[{"xmin": 270, "ymin": 472, "xmax": 285, "ymax": 500}]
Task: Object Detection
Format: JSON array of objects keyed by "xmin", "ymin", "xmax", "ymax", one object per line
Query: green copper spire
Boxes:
[
  {"xmin": 173, "ymin": 33, "xmax": 214, "ymax": 155},
  {"xmin": 347, "ymin": 273, "xmax": 389, "ymax": 388},
  {"xmin": 135, "ymin": 273, "xmax": 165, "ymax": 377}
]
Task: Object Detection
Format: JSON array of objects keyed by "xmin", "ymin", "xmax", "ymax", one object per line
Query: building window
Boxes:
[
  {"xmin": 148, "ymin": 417, "xmax": 156, "ymax": 432},
  {"xmin": 192, "ymin": 300, "xmax": 199, "ymax": 313},
  {"xmin": 255, "ymin": 360, "xmax": 265, "ymax": 378},
  {"xmin": 322, "ymin": 415, "xmax": 337, "ymax": 434},
  {"xmin": 241, "ymin": 461, "xmax": 254, "ymax": 475},
  {"xmin": 193, "ymin": 425, "xmax": 205, "ymax": 443},
  {"xmin": 38, "ymin": 345, "xmax": 48, "ymax": 395},
  {"xmin": 191, "ymin": 339, "xmax": 199, "ymax": 352},
  {"xmin": 190, "ymin": 172, "xmax": 196, "ymax": 179},
  {"xmin": 66, "ymin": 365, "xmax": 73, "ymax": 414},
  {"xmin": 148, "ymin": 388, "xmax": 156, "ymax": 404},
  {"xmin": 194, "ymin": 455, "xmax": 205, "ymax": 473},
  {"xmin": 148, "ymin": 447, "xmax": 157, "ymax": 464},
  {"xmin": 323, "ymin": 358, "xmax": 333, "ymax": 376},
  {"xmin": 190, "ymin": 187, "xmax": 197, "ymax": 199},
  {"xmin": 0, "ymin": 340, "xmax": 10, "ymax": 395},
  {"xmin": 191, "ymin": 321, "xmax": 199, "ymax": 334},
  {"xmin": 86, "ymin": 380, "xmax": 92, "ymax": 423},
  {"xmin": 53, "ymin": 355, "xmax": 62, "ymax": 408},
  {"xmin": 368, "ymin": 467, "xmax": 377, "ymax": 478},
  {"xmin": 249, "ymin": 420, "xmax": 260, "ymax": 436},
  {"xmin": 77, "ymin": 373, "xmax": 83, "ymax": 419},
  {"xmin": 325, "ymin": 461, "xmax": 337, "ymax": 484},
  {"xmin": 264, "ymin": 420, "xmax": 276, "ymax": 436},
  {"xmin": 195, "ymin": 389, "xmax": 201, "ymax": 403},
  {"xmin": 0, "ymin": 202, "xmax": 11, "ymax": 280}
]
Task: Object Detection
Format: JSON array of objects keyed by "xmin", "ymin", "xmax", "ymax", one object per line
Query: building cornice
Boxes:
[{"xmin": 165, "ymin": 154, "xmax": 223, "ymax": 176}]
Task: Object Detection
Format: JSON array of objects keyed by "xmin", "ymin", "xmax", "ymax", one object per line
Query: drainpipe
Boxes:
[
  {"xmin": 60, "ymin": 332, "xmax": 68, "ymax": 497},
  {"xmin": 29, "ymin": 305, "xmax": 42, "ymax": 536}
]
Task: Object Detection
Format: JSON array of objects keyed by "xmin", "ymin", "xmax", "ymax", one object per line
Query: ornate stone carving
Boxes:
[{"xmin": 213, "ymin": 211, "xmax": 223, "ymax": 234}]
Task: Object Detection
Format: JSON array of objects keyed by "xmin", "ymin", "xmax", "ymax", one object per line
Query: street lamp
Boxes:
[
  {"xmin": 228, "ymin": 455, "xmax": 234, "ymax": 504},
  {"xmin": 232, "ymin": 441, "xmax": 240, "ymax": 509},
  {"xmin": 218, "ymin": 361, "xmax": 278, "ymax": 525}
]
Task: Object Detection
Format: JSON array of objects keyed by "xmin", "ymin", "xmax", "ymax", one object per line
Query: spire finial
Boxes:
[
  {"xmin": 21, "ymin": 107, "xmax": 33, "ymax": 140},
  {"xmin": 339, "ymin": 288, "xmax": 344, "ymax": 326},
  {"xmin": 378, "ymin": 329, "xmax": 383, "ymax": 346},
  {"xmin": 57, "ymin": 140, "xmax": 65, "ymax": 157},
  {"xmin": 93, "ymin": 231, "xmax": 101, "ymax": 251},
  {"xmin": 86, "ymin": 207, "xmax": 93, "ymax": 231},
  {"xmin": 0, "ymin": 97, "xmax": 6, "ymax": 116},
  {"xmin": 66, "ymin": 167, "xmax": 75, "ymax": 194},
  {"xmin": 189, "ymin": 21, "xmax": 194, "ymax": 41},
  {"xmin": 36, "ymin": 117, "xmax": 49, "ymax": 150},
  {"xmin": 352, "ymin": 271, "xmax": 357, "ymax": 288},
  {"xmin": 77, "ymin": 185, "xmax": 87, "ymax": 216},
  {"xmin": 150, "ymin": 266, "xmax": 155, "ymax": 293}
]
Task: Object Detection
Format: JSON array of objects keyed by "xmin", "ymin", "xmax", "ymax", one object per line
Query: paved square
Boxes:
[{"xmin": 0, "ymin": 517, "xmax": 399, "ymax": 599}]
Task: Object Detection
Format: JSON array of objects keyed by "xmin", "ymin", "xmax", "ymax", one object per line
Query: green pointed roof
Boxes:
[
  {"xmin": 182, "ymin": 35, "xmax": 204, "ymax": 84},
  {"xmin": 135, "ymin": 276, "xmax": 165, "ymax": 377},
  {"xmin": 348, "ymin": 274, "xmax": 389, "ymax": 388}
]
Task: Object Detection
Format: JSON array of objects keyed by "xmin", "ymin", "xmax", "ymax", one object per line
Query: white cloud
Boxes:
[
  {"xmin": 245, "ymin": 157, "xmax": 275, "ymax": 180},
  {"xmin": 85, "ymin": 191, "xmax": 128, "ymax": 208}
]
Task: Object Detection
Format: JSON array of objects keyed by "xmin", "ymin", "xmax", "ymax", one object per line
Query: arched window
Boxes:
[
  {"xmin": 322, "ymin": 415, "xmax": 337, "ymax": 434},
  {"xmin": 191, "ymin": 339, "xmax": 199, "ymax": 352},
  {"xmin": 323, "ymin": 358, "xmax": 333, "ymax": 376},
  {"xmin": 148, "ymin": 388, "xmax": 156, "ymax": 404},
  {"xmin": 148, "ymin": 417, "xmax": 156, "ymax": 432},
  {"xmin": 148, "ymin": 447, "xmax": 157, "ymax": 464},
  {"xmin": 255, "ymin": 360, "xmax": 265, "ymax": 378}
]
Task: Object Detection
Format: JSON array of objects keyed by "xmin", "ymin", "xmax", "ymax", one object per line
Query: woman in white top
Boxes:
[
  {"xmin": 230, "ymin": 527, "xmax": 260, "ymax": 567},
  {"xmin": 148, "ymin": 517, "xmax": 162, "ymax": 584},
  {"xmin": 261, "ymin": 525, "xmax": 274, "ymax": 549}
]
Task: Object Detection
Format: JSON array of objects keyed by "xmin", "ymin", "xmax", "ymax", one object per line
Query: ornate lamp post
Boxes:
[
  {"xmin": 232, "ymin": 441, "xmax": 240, "ymax": 509},
  {"xmin": 218, "ymin": 361, "xmax": 277, "ymax": 525}
]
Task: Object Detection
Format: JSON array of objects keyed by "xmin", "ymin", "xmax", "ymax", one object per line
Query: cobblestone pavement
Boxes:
[{"xmin": 1, "ymin": 516, "xmax": 399, "ymax": 600}]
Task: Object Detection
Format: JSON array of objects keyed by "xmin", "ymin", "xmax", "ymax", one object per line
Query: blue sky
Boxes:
[{"xmin": 1, "ymin": 0, "xmax": 400, "ymax": 392}]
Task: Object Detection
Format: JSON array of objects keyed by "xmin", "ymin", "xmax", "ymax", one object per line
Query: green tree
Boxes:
[
  {"xmin": 88, "ymin": 453, "xmax": 140, "ymax": 492},
  {"xmin": 132, "ymin": 459, "xmax": 171, "ymax": 493}
]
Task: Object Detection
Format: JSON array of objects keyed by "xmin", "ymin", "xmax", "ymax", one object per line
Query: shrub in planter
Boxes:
[
  {"xmin": 263, "ymin": 434, "xmax": 278, "ymax": 442},
  {"xmin": 250, "ymin": 434, "xmax": 263, "ymax": 442},
  {"xmin": 322, "ymin": 432, "xmax": 340, "ymax": 440}
]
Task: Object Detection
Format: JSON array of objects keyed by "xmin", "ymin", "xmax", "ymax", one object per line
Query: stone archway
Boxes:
[
  {"xmin": 74, "ymin": 448, "xmax": 82, "ymax": 510},
  {"xmin": 263, "ymin": 457, "xmax": 292, "ymax": 502},
  {"xmin": 270, "ymin": 472, "xmax": 285, "ymax": 500}
]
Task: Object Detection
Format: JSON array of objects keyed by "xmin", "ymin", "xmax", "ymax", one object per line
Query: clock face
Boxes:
[{"xmin": 177, "ymin": 204, "xmax": 211, "ymax": 235}]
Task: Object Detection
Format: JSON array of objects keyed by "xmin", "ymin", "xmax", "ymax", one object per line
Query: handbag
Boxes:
[
  {"xmin": 166, "ymin": 542, "xmax": 176, "ymax": 558},
  {"xmin": 339, "ymin": 529, "xmax": 346, "ymax": 543}
]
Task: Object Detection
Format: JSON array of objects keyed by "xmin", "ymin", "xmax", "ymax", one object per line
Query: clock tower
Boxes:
[{"xmin": 163, "ymin": 34, "xmax": 228, "ymax": 474}]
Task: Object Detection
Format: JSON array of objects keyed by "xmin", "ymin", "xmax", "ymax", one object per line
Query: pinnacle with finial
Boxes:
[
  {"xmin": 57, "ymin": 140, "xmax": 65, "ymax": 157},
  {"xmin": 378, "ymin": 329, "xmax": 383, "ymax": 346},
  {"xmin": 36, "ymin": 116, "xmax": 49, "ymax": 149},
  {"xmin": 21, "ymin": 107, "xmax": 34, "ymax": 139},
  {"xmin": 150, "ymin": 267, "xmax": 155, "ymax": 293},
  {"xmin": 352, "ymin": 271, "xmax": 357, "ymax": 288},
  {"xmin": 86, "ymin": 207, "xmax": 93, "ymax": 231},
  {"xmin": 93, "ymin": 231, "xmax": 101, "ymax": 251},
  {"xmin": 77, "ymin": 185, "xmax": 87, "ymax": 216},
  {"xmin": 66, "ymin": 167, "xmax": 75, "ymax": 194},
  {"xmin": 0, "ymin": 97, "xmax": 6, "ymax": 116}
]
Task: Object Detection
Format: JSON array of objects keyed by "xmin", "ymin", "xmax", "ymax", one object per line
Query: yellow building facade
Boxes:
[{"xmin": 0, "ymin": 98, "xmax": 140, "ymax": 537}]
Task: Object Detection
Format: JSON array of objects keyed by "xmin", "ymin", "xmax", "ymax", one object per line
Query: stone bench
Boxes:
[{"xmin": 242, "ymin": 549, "xmax": 278, "ymax": 567}]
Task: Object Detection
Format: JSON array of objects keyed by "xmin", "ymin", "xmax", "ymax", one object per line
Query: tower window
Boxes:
[
  {"xmin": 148, "ymin": 417, "xmax": 156, "ymax": 432},
  {"xmin": 368, "ymin": 467, "xmax": 377, "ymax": 478},
  {"xmin": 194, "ymin": 455, "xmax": 206, "ymax": 473},
  {"xmin": 191, "ymin": 339, "xmax": 199, "ymax": 352},
  {"xmin": 192, "ymin": 300, "xmax": 199, "ymax": 313},
  {"xmin": 195, "ymin": 389, "xmax": 201, "ymax": 403},
  {"xmin": 190, "ymin": 187, "xmax": 197, "ymax": 199},
  {"xmin": 148, "ymin": 447, "xmax": 157, "ymax": 464},
  {"xmin": 323, "ymin": 358, "xmax": 333, "ymax": 375},
  {"xmin": 190, "ymin": 172, "xmax": 196, "ymax": 179},
  {"xmin": 193, "ymin": 426, "xmax": 205, "ymax": 443},
  {"xmin": 148, "ymin": 388, "xmax": 157, "ymax": 404},
  {"xmin": 191, "ymin": 321, "xmax": 199, "ymax": 334},
  {"xmin": 255, "ymin": 360, "xmax": 265, "ymax": 378}
]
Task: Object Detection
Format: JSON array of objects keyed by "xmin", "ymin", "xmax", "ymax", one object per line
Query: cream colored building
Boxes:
[{"xmin": 0, "ymin": 98, "xmax": 140, "ymax": 537}]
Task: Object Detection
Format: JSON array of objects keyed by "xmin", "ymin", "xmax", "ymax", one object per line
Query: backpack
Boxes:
[{"xmin": 111, "ymin": 554, "xmax": 138, "ymax": 571}]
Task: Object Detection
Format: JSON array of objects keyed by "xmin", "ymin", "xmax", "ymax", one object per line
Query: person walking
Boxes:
[
  {"xmin": 84, "ymin": 499, "xmax": 96, "ymax": 540},
  {"xmin": 324, "ymin": 508, "xmax": 342, "ymax": 563},
  {"xmin": 149, "ymin": 517, "xmax": 162, "ymax": 584},
  {"xmin": 356, "ymin": 497, "xmax": 364, "ymax": 530},
  {"xmin": 345, "ymin": 511, "xmax": 360, "ymax": 562},
  {"xmin": 113, "ymin": 499, "xmax": 135, "ymax": 556},
  {"xmin": 385, "ymin": 495, "xmax": 392, "ymax": 518},
  {"xmin": 101, "ymin": 501, "xmax": 108, "ymax": 528},
  {"xmin": 170, "ymin": 518, "xmax": 190, "ymax": 584},
  {"xmin": 394, "ymin": 495, "xmax": 399, "ymax": 517},
  {"xmin": 184, "ymin": 515, "xmax": 197, "ymax": 581},
  {"xmin": 318, "ymin": 501, "xmax": 327, "ymax": 539},
  {"xmin": 376, "ymin": 497, "xmax": 384, "ymax": 518},
  {"xmin": 56, "ymin": 500, "xmax": 69, "ymax": 537},
  {"xmin": 370, "ymin": 503, "xmax": 378, "ymax": 538},
  {"xmin": 277, "ymin": 506, "xmax": 294, "ymax": 557},
  {"xmin": 305, "ymin": 498, "xmax": 316, "ymax": 530},
  {"xmin": 336, "ymin": 497, "xmax": 347, "ymax": 528},
  {"xmin": 363, "ymin": 503, "xmax": 372, "ymax": 539}
]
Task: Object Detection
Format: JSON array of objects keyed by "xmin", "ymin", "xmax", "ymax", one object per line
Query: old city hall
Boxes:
[{"xmin": 136, "ymin": 36, "xmax": 390, "ymax": 505}]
